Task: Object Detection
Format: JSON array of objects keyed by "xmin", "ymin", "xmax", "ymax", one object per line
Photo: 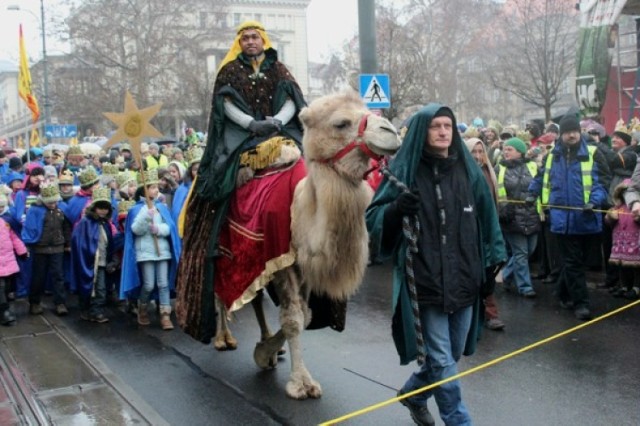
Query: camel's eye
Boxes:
[{"xmin": 333, "ymin": 120, "xmax": 351, "ymax": 130}]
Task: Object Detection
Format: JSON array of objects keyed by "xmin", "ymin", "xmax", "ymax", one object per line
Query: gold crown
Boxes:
[
  {"xmin": 614, "ymin": 119, "xmax": 631, "ymax": 135},
  {"xmin": 102, "ymin": 162, "xmax": 120, "ymax": 177},
  {"xmin": 629, "ymin": 117, "xmax": 640, "ymax": 133},
  {"xmin": 516, "ymin": 130, "xmax": 532, "ymax": 142},
  {"xmin": 58, "ymin": 169, "xmax": 75, "ymax": 185},
  {"xmin": 137, "ymin": 168, "xmax": 159, "ymax": 187},
  {"xmin": 185, "ymin": 147, "xmax": 203, "ymax": 166},
  {"xmin": 119, "ymin": 143, "xmax": 132, "ymax": 152},
  {"xmin": 78, "ymin": 166, "xmax": 100, "ymax": 187},
  {"xmin": 116, "ymin": 171, "xmax": 136, "ymax": 188},
  {"xmin": 117, "ymin": 199, "xmax": 136, "ymax": 215},
  {"xmin": 67, "ymin": 145, "xmax": 84, "ymax": 158},
  {"xmin": 463, "ymin": 126, "xmax": 480, "ymax": 139},
  {"xmin": 40, "ymin": 182, "xmax": 61, "ymax": 203},
  {"xmin": 90, "ymin": 187, "xmax": 112, "ymax": 209},
  {"xmin": 487, "ymin": 119, "xmax": 503, "ymax": 133}
]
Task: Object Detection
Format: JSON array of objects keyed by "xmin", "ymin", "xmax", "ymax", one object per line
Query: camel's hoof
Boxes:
[
  {"xmin": 224, "ymin": 332, "xmax": 238, "ymax": 350},
  {"xmin": 286, "ymin": 378, "xmax": 322, "ymax": 400},
  {"xmin": 254, "ymin": 341, "xmax": 278, "ymax": 369}
]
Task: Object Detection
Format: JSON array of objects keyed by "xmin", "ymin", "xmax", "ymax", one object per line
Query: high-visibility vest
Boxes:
[
  {"xmin": 541, "ymin": 145, "xmax": 596, "ymax": 205},
  {"xmin": 497, "ymin": 161, "xmax": 540, "ymax": 213}
]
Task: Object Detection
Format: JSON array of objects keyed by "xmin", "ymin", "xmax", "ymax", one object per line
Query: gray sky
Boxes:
[{"xmin": 0, "ymin": 0, "xmax": 359, "ymax": 64}]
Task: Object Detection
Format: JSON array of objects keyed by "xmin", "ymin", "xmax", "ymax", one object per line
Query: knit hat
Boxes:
[
  {"xmin": 119, "ymin": 143, "xmax": 132, "ymax": 153},
  {"xmin": 504, "ymin": 137, "xmax": 528, "ymax": 156},
  {"xmin": 5, "ymin": 171, "xmax": 23, "ymax": 185},
  {"xmin": 545, "ymin": 122, "xmax": 560, "ymax": 135},
  {"xmin": 168, "ymin": 160, "xmax": 186, "ymax": 180},
  {"xmin": 78, "ymin": 166, "xmax": 100, "ymax": 188},
  {"xmin": 58, "ymin": 170, "xmax": 75, "ymax": 185},
  {"xmin": 89, "ymin": 187, "xmax": 112, "ymax": 211},
  {"xmin": 137, "ymin": 168, "xmax": 159, "ymax": 187},
  {"xmin": 43, "ymin": 165, "xmax": 57, "ymax": 180},
  {"xmin": 149, "ymin": 142, "xmax": 160, "ymax": 151},
  {"xmin": 9, "ymin": 157, "xmax": 22, "ymax": 170},
  {"xmin": 559, "ymin": 114, "xmax": 581, "ymax": 135},
  {"xmin": 39, "ymin": 182, "xmax": 61, "ymax": 204}
]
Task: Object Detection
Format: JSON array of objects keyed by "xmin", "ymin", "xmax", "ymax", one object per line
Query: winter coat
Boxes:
[
  {"xmin": 496, "ymin": 158, "xmax": 541, "ymax": 236},
  {"xmin": 131, "ymin": 202, "xmax": 173, "ymax": 262},
  {"xmin": 606, "ymin": 146, "xmax": 637, "ymax": 205},
  {"xmin": 528, "ymin": 136, "xmax": 610, "ymax": 235},
  {"xmin": 0, "ymin": 217, "xmax": 27, "ymax": 277},
  {"xmin": 366, "ymin": 103, "xmax": 506, "ymax": 365}
]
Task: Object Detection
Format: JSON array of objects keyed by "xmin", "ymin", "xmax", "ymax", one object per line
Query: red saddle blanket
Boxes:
[{"xmin": 215, "ymin": 159, "xmax": 306, "ymax": 311}]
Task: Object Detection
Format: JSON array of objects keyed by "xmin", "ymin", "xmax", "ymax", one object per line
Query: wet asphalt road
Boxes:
[{"xmin": 53, "ymin": 263, "xmax": 640, "ymax": 426}]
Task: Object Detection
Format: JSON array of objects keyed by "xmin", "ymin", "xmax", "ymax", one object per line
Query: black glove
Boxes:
[
  {"xmin": 394, "ymin": 191, "xmax": 421, "ymax": 215},
  {"xmin": 583, "ymin": 203, "xmax": 595, "ymax": 213},
  {"xmin": 499, "ymin": 204, "xmax": 515, "ymax": 223},
  {"xmin": 248, "ymin": 119, "xmax": 279, "ymax": 136},
  {"xmin": 18, "ymin": 252, "xmax": 29, "ymax": 261},
  {"xmin": 524, "ymin": 196, "xmax": 536, "ymax": 207}
]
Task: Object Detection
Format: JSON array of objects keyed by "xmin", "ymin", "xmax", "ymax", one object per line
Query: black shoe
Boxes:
[
  {"xmin": 1, "ymin": 310, "xmax": 16, "ymax": 326},
  {"xmin": 559, "ymin": 300, "xmax": 574, "ymax": 310},
  {"xmin": 531, "ymin": 273, "xmax": 548, "ymax": 280},
  {"xmin": 574, "ymin": 306, "xmax": 592, "ymax": 321},
  {"xmin": 398, "ymin": 391, "xmax": 435, "ymax": 426},
  {"xmin": 542, "ymin": 276, "xmax": 557, "ymax": 284},
  {"xmin": 89, "ymin": 313, "xmax": 109, "ymax": 323}
]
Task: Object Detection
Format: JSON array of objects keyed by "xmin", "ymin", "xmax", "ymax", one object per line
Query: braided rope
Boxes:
[{"xmin": 380, "ymin": 166, "xmax": 426, "ymax": 365}]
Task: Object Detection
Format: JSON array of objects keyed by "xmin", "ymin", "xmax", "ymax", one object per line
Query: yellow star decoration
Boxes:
[{"xmin": 102, "ymin": 91, "xmax": 163, "ymax": 165}]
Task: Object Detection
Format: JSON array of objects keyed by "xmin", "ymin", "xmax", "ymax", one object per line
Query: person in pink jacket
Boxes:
[{"xmin": 0, "ymin": 192, "xmax": 28, "ymax": 325}]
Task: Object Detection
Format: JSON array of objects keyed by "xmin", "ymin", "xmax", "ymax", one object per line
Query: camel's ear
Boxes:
[{"xmin": 299, "ymin": 107, "xmax": 313, "ymax": 129}]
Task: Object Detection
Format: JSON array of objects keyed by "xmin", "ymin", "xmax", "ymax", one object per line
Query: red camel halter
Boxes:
[{"xmin": 315, "ymin": 113, "xmax": 382, "ymax": 178}]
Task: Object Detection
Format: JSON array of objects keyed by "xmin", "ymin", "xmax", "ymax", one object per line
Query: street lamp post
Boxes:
[{"xmin": 8, "ymin": 0, "xmax": 51, "ymax": 129}]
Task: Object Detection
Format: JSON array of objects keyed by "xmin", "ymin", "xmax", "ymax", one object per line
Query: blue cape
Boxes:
[
  {"xmin": 171, "ymin": 182, "xmax": 191, "ymax": 225},
  {"xmin": 70, "ymin": 215, "xmax": 119, "ymax": 295},
  {"xmin": 119, "ymin": 200, "xmax": 182, "ymax": 299},
  {"xmin": 21, "ymin": 204, "xmax": 47, "ymax": 244},
  {"xmin": 64, "ymin": 193, "xmax": 91, "ymax": 226}
]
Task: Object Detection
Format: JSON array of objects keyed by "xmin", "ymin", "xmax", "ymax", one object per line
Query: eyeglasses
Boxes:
[{"xmin": 587, "ymin": 131, "xmax": 599, "ymax": 135}]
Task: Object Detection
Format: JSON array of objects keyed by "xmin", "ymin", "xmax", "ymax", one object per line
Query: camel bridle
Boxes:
[{"xmin": 315, "ymin": 113, "xmax": 383, "ymax": 169}]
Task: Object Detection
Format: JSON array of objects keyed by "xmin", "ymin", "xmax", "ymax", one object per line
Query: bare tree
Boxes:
[
  {"xmin": 54, "ymin": 0, "xmax": 229, "ymax": 135},
  {"xmin": 341, "ymin": 0, "xmax": 497, "ymax": 121},
  {"xmin": 483, "ymin": 0, "xmax": 578, "ymax": 122}
]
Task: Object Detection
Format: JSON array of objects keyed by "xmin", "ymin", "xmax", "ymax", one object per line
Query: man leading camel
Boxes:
[{"xmin": 366, "ymin": 104, "xmax": 506, "ymax": 425}]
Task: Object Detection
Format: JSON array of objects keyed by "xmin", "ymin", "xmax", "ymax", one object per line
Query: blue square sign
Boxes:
[{"xmin": 359, "ymin": 74, "xmax": 391, "ymax": 109}]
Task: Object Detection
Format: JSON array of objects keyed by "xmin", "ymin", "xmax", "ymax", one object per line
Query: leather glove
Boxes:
[
  {"xmin": 583, "ymin": 203, "xmax": 594, "ymax": 213},
  {"xmin": 393, "ymin": 191, "xmax": 421, "ymax": 215},
  {"xmin": 248, "ymin": 119, "xmax": 279, "ymax": 136},
  {"xmin": 150, "ymin": 224, "xmax": 159, "ymax": 235},
  {"xmin": 524, "ymin": 196, "xmax": 536, "ymax": 207}
]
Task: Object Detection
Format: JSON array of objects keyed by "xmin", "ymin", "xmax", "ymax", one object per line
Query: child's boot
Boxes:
[
  {"xmin": 0, "ymin": 306, "xmax": 16, "ymax": 326},
  {"xmin": 159, "ymin": 305, "xmax": 174, "ymax": 331},
  {"xmin": 137, "ymin": 302, "xmax": 150, "ymax": 326}
]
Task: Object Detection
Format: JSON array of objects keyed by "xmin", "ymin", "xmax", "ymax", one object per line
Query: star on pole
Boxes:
[{"xmin": 103, "ymin": 91, "xmax": 163, "ymax": 166}]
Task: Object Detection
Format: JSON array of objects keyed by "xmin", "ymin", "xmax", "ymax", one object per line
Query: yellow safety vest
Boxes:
[
  {"xmin": 497, "ymin": 161, "xmax": 540, "ymax": 213},
  {"xmin": 541, "ymin": 145, "xmax": 595, "ymax": 205}
]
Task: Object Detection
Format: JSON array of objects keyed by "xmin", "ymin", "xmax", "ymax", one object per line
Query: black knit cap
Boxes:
[
  {"xmin": 559, "ymin": 114, "xmax": 581, "ymax": 134},
  {"xmin": 613, "ymin": 131, "xmax": 632, "ymax": 145}
]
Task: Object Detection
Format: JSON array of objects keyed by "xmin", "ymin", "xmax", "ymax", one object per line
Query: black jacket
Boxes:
[{"xmin": 496, "ymin": 158, "xmax": 541, "ymax": 236}]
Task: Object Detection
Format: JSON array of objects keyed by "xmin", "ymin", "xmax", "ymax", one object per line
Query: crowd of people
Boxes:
[
  {"xmin": 0, "ymin": 137, "xmax": 203, "ymax": 328},
  {"xmin": 2, "ymin": 17, "xmax": 639, "ymax": 426}
]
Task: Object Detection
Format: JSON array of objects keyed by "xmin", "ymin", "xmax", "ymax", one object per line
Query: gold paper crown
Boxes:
[
  {"xmin": 516, "ymin": 130, "xmax": 532, "ymax": 142},
  {"xmin": 137, "ymin": 168, "xmax": 159, "ymax": 187},
  {"xmin": 78, "ymin": 166, "xmax": 100, "ymax": 187},
  {"xmin": 90, "ymin": 187, "xmax": 112, "ymax": 209},
  {"xmin": 614, "ymin": 119, "xmax": 631, "ymax": 135},
  {"xmin": 463, "ymin": 126, "xmax": 480, "ymax": 139},
  {"xmin": 487, "ymin": 119, "xmax": 503, "ymax": 133},
  {"xmin": 67, "ymin": 145, "xmax": 84, "ymax": 158},
  {"xmin": 40, "ymin": 182, "xmax": 61, "ymax": 203},
  {"xmin": 58, "ymin": 170, "xmax": 75, "ymax": 185},
  {"xmin": 185, "ymin": 147, "xmax": 203, "ymax": 166},
  {"xmin": 119, "ymin": 143, "xmax": 132, "ymax": 152},
  {"xmin": 629, "ymin": 117, "xmax": 640, "ymax": 133},
  {"xmin": 0, "ymin": 184, "xmax": 11, "ymax": 197},
  {"xmin": 102, "ymin": 162, "xmax": 120, "ymax": 177},
  {"xmin": 118, "ymin": 199, "xmax": 136, "ymax": 215},
  {"xmin": 116, "ymin": 171, "xmax": 136, "ymax": 188}
]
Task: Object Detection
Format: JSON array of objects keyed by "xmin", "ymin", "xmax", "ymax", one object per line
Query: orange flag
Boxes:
[{"xmin": 18, "ymin": 24, "xmax": 40, "ymax": 124}]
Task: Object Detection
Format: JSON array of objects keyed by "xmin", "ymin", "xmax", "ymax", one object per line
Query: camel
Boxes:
[{"xmin": 246, "ymin": 91, "xmax": 400, "ymax": 399}]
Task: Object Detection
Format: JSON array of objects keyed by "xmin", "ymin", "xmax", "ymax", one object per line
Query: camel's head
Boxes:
[{"xmin": 299, "ymin": 91, "xmax": 401, "ymax": 178}]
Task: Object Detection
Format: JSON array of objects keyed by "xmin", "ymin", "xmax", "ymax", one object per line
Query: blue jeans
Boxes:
[
  {"xmin": 400, "ymin": 305, "xmax": 473, "ymax": 426},
  {"xmin": 139, "ymin": 260, "xmax": 170, "ymax": 306},
  {"xmin": 502, "ymin": 232, "xmax": 537, "ymax": 294}
]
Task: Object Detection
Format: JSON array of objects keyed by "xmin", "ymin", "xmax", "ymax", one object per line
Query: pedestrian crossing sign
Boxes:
[{"xmin": 359, "ymin": 74, "xmax": 391, "ymax": 109}]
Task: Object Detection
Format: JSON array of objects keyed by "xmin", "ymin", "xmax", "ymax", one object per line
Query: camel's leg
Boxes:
[
  {"xmin": 252, "ymin": 289, "xmax": 286, "ymax": 356},
  {"xmin": 281, "ymin": 267, "xmax": 322, "ymax": 400},
  {"xmin": 213, "ymin": 296, "xmax": 238, "ymax": 351}
]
